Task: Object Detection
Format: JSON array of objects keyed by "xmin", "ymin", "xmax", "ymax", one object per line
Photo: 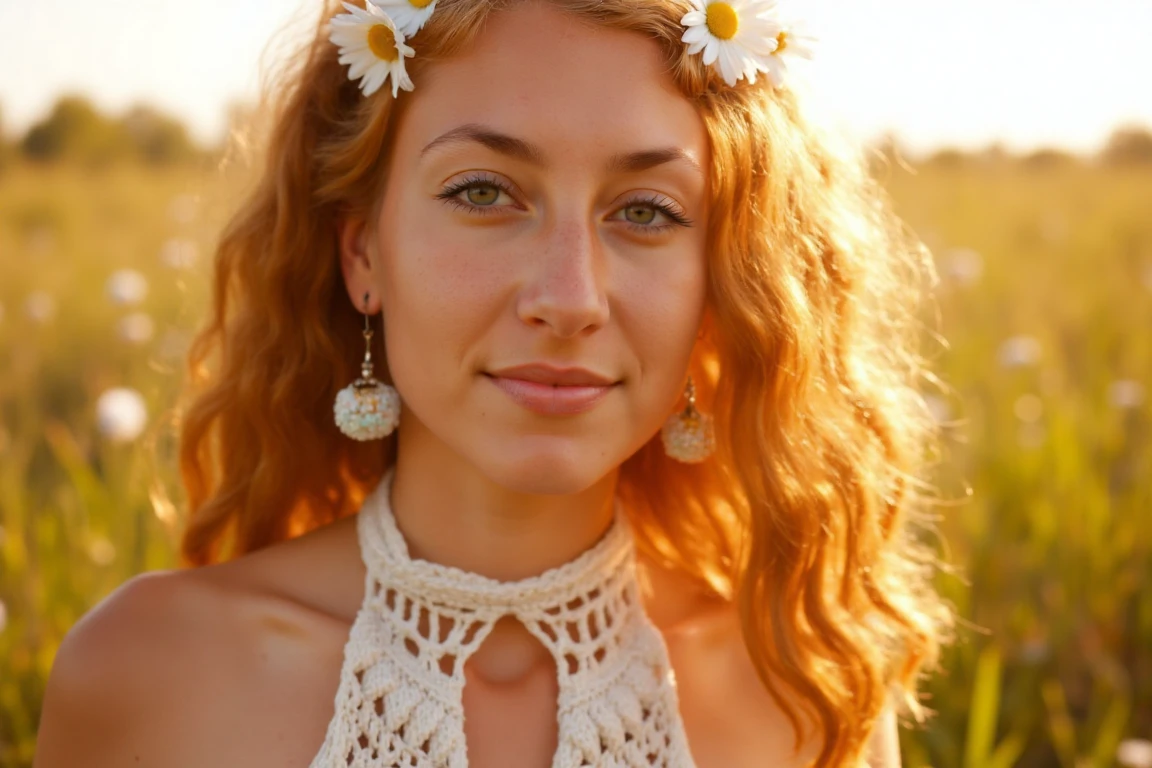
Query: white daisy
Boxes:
[
  {"xmin": 680, "ymin": 0, "xmax": 783, "ymax": 87},
  {"xmin": 369, "ymin": 0, "xmax": 438, "ymax": 38},
  {"xmin": 329, "ymin": 2, "xmax": 415, "ymax": 98},
  {"xmin": 759, "ymin": 15, "xmax": 818, "ymax": 89}
]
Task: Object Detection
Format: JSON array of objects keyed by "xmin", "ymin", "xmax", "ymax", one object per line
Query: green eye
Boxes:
[
  {"xmin": 623, "ymin": 205, "xmax": 657, "ymax": 225},
  {"xmin": 466, "ymin": 185, "xmax": 500, "ymax": 206}
]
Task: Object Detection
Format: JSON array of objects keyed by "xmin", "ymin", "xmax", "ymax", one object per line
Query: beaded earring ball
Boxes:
[
  {"xmin": 661, "ymin": 375, "xmax": 716, "ymax": 463},
  {"xmin": 334, "ymin": 296, "xmax": 401, "ymax": 441}
]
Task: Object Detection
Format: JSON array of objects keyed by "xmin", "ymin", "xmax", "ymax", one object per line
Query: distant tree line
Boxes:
[
  {"xmin": 1, "ymin": 94, "xmax": 1150, "ymax": 172},
  {"xmin": 0, "ymin": 95, "xmax": 207, "ymax": 169},
  {"xmin": 872, "ymin": 123, "xmax": 1152, "ymax": 171}
]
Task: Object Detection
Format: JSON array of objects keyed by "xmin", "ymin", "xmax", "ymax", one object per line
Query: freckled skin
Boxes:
[{"xmin": 343, "ymin": 8, "xmax": 711, "ymax": 500}]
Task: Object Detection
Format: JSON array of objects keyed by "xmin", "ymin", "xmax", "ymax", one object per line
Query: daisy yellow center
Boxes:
[
  {"xmin": 705, "ymin": 2, "xmax": 739, "ymax": 40},
  {"xmin": 408, "ymin": 0, "xmax": 434, "ymax": 7},
  {"xmin": 367, "ymin": 24, "xmax": 399, "ymax": 62},
  {"xmin": 775, "ymin": 31, "xmax": 789, "ymax": 53}
]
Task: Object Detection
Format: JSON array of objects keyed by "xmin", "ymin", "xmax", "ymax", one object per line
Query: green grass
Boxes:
[{"xmin": 1, "ymin": 157, "xmax": 1149, "ymax": 767}]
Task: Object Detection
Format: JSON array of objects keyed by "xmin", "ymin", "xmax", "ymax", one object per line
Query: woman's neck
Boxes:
[{"xmin": 387, "ymin": 423, "xmax": 620, "ymax": 582}]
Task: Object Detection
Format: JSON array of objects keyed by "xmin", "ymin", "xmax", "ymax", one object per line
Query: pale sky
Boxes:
[{"xmin": 2, "ymin": 0, "xmax": 1150, "ymax": 155}]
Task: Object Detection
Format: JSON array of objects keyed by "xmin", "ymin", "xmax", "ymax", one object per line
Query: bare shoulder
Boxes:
[
  {"xmin": 35, "ymin": 516, "xmax": 362, "ymax": 768},
  {"xmin": 662, "ymin": 600, "xmax": 901, "ymax": 768},
  {"xmin": 662, "ymin": 600, "xmax": 820, "ymax": 768},
  {"xmin": 34, "ymin": 568, "xmax": 236, "ymax": 767}
]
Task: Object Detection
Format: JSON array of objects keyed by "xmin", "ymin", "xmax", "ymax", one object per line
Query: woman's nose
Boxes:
[{"xmin": 516, "ymin": 217, "xmax": 610, "ymax": 339}]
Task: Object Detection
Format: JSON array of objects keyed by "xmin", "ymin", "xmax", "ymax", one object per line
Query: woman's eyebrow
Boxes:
[
  {"xmin": 421, "ymin": 123, "xmax": 544, "ymax": 164},
  {"xmin": 420, "ymin": 123, "xmax": 703, "ymax": 177},
  {"xmin": 607, "ymin": 147, "xmax": 703, "ymax": 177}
]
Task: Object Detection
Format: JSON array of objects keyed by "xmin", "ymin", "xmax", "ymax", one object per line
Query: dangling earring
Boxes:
[
  {"xmin": 334, "ymin": 293, "xmax": 401, "ymax": 441},
  {"xmin": 661, "ymin": 374, "xmax": 715, "ymax": 463}
]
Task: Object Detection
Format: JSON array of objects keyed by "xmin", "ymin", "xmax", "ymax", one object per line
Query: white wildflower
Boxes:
[
  {"xmin": 1118, "ymin": 739, "xmax": 1152, "ymax": 768},
  {"xmin": 96, "ymin": 387, "xmax": 148, "ymax": 443},
  {"xmin": 330, "ymin": 1, "xmax": 415, "ymax": 98},
  {"xmin": 942, "ymin": 247, "xmax": 983, "ymax": 287},
  {"xmin": 998, "ymin": 335, "xmax": 1041, "ymax": 368},
  {"xmin": 680, "ymin": 0, "xmax": 786, "ymax": 87},
  {"xmin": 87, "ymin": 535, "xmax": 117, "ymax": 566},
  {"xmin": 106, "ymin": 269, "xmax": 149, "ymax": 306},
  {"xmin": 1108, "ymin": 380, "xmax": 1146, "ymax": 410},
  {"xmin": 117, "ymin": 312, "xmax": 155, "ymax": 345}
]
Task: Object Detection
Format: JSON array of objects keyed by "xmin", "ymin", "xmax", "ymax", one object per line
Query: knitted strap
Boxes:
[{"xmin": 307, "ymin": 467, "xmax": 697, "ymax": 768}]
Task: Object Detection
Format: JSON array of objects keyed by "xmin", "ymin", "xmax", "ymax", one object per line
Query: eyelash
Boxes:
[{"xmin": 434, "ymin": 173, "xmax": 694, "ymax": 234}]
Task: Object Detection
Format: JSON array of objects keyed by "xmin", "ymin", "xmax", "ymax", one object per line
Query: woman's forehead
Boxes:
[{"xmin": 397, "ymin": 2, "xmax": 708, "ymax": 164}]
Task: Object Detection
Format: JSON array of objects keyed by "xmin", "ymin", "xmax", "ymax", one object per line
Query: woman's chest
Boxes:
[{"xmin": 155, "ymin": 612, "xmax": 812, "ymax": 768}]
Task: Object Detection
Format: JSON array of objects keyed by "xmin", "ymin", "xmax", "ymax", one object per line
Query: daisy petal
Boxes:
[
  {"xmin": 366, "ymin": 65, "xmax": 389, "ymax": 96},
  {"xmin": 347, "ymin": 57, "xmax": 371, "ymax": 79},
  {"xmin": 763, "ymin": 56, "xmax": 785, "ymax": 88},
  {"xmin": 702, "ymin": 38, "xmax": 719, "ymax": 66},
  {"xmin": 682, "ymin": 24, "xmax": 710, "ymax": 44},
  {"xmin": 717, "ymin": 46, "xmax": 739, "ymax": 86},
  {"xmin": 359, "ymin": 72, "xmax": 381, "ymax": 97},
  {"xmin": 330, "ymin": 32, "xmax": 362, "ymax": 49},
  {"xmin": 786, "ymin": 35, "xmax": 817, "ymax": 59},
  {"xmin": 370, "ymin": 0, "xmax": 437, "ymax": 36}
]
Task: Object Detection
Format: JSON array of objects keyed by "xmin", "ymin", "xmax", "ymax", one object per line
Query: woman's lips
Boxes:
[{"xmin": 485, "ymin": 374, "xmax": 616, "ymax": 415}]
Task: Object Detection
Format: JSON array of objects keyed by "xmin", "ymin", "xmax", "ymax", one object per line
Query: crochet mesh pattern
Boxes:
[{"xmin": 307, "ymin": 467, "xmax": 697, "ymax": 768}]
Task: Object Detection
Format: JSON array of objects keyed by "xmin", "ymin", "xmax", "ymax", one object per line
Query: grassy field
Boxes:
[{"xmin": 0, "ymin": 156, "xmax": 1149, "ymax": 767}]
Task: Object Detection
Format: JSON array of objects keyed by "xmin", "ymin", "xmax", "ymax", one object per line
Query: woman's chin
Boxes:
[{"xmin": 470, "ymin": 448, "xmax": 618, "ymax": 496}]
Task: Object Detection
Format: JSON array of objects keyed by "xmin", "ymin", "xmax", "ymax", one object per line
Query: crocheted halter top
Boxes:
[{"xmin": 307, "ymin": 466, "xmax": 698, "ymax": 768}]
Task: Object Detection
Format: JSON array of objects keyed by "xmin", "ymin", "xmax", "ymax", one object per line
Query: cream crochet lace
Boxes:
[{"xmin": 308, "ymin": 467, "xmax": 698, "ymax": 768}]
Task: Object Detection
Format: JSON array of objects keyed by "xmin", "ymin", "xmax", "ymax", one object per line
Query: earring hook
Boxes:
[{"xmin": 360, "ymin": 292, "xmax": 374, "ymax": 381}]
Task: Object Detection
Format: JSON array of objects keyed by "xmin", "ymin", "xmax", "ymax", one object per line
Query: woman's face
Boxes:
[{"xmin": 342, "ymin": 1, "xmax": 710, "ymax": 493}]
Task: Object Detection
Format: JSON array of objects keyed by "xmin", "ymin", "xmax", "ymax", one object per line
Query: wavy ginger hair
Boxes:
[{"xmin": 173, "ymin": 0, "xmax": 955, "ymax": 764}]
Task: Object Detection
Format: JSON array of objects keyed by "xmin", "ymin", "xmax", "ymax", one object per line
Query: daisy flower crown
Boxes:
[{"xmin": 329, "ymin": 0, "xmax": 817, "ymax": 98}]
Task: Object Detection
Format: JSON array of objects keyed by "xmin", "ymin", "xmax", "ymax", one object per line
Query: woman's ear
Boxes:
[
  {"xmin": 696, "ymin": 303, "xmax": 714, "ymax": 342},
  {"xmin": 337, "ymin": 214, "xmax": 382, "ymax": 314}
]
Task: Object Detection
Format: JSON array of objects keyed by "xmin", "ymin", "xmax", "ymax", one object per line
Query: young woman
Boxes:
[{"xmin": 35, "ymin": 0, "xmax": 953, "ymax": 766}]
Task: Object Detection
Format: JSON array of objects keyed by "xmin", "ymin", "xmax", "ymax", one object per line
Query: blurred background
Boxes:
[{"xmin": 1, "ymin": 1, "xmax": 1149, "ymax": 766}]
